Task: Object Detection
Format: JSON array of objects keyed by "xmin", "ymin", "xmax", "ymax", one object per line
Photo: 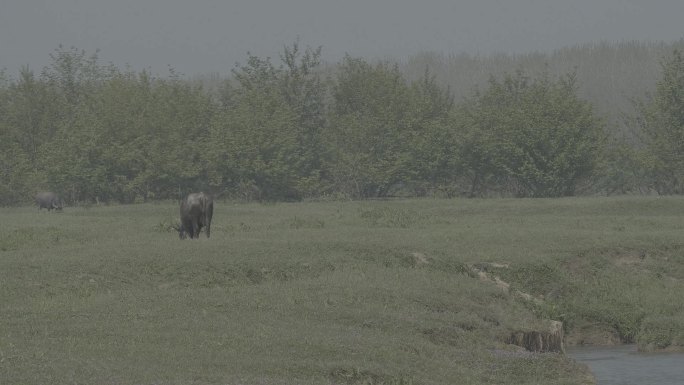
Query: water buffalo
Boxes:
[
  {"xmin": 35, "ymin": 192, "xmax": 63, "ymax": 211},
  {"xmin": 177, "ymin": 192, "xmax": 213, "ymax": 239}
]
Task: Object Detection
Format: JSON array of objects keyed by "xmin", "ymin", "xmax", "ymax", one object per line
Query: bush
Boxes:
[{"xmin": 637, "ymin": 315, "xmax": 684, "ymax": 351}]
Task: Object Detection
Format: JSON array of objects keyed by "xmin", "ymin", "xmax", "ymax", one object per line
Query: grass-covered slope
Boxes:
[{"xmin": 2, "ymin": 197, "xmax": 682, "ymax": 384}]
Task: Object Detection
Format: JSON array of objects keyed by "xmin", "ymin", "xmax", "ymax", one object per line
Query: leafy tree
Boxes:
[
  {"xmin": 452, "ymin": 107, "xmax": 501, "ymax": 197},
  {"xmin": 206, "ymin": 42, "xmax": 327, "ymax": 200},
  {"xmin": 455, "ymin": 71, "xmax": 605, "ymax": 197},
  {"xmin": 0, "ymin": 70, "xmax": 35, "ymax": 204},
  {"xmin": 32, "ymin": 48, "xmax": 216, "ymax": 203},
  {"xmin": 28, "ymin": 47, "xmax": 114, "ymax": 203},
  {"xmin": 90, "ymin": 69, "xmax": 215, "ymax": 202},
  {"xmin": 403, "ymin": 69, "xmax": 456, "ymax": 195},
  {"xmin": 40, "ymin": 108, "xmax": 105, "ymax": 203},
  {"xmin": 279, "ymin": 41, "xmax": 327, "ymax": 196},
  {"xmin": 0, "ymin": 66, "xmax": 67, "ymax": 204},
  {"xmin": 40, "ymin": 46, "xmax": 109, "ymax": 127},
  {"xmin": 207, "ymin": 54, "xmax": 304, "ymax": 200},
  {"xmin": 324, "ymin": 56, "xmax": 415, "ymax": 198},
  {"xmin": 4, "ymin": 66, "xmax": 61, "ymax": 164},
  {"xmin": 634, "ymin": 50, "xmax": 684, "ymax": 194}
]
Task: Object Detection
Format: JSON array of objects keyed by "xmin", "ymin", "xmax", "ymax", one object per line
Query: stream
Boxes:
[{"xmin": 566, "ymin": 345, "xmax": 684, "ymax": 385}]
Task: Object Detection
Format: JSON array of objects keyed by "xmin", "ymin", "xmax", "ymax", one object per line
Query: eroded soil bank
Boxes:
[{"xmin": 472, "ymin": 254, "xmax": 684, "ymax": 354}]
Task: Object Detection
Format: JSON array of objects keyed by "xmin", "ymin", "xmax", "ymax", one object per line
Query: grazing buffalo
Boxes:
[
  {"xmin": 177, "ymin": 192, "xmax": 213, "ymax": 239},
  {"xmin": 35, "ymin": 192, "xmax": 63, "ymax": 211}
]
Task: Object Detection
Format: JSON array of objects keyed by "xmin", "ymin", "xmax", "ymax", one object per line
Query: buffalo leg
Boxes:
[{"xmin": 192, "ymin": 220, "xmax": 199, "ymax": 239}]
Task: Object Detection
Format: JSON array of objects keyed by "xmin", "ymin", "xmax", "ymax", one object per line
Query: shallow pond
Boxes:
[{"xmin": 567, "ymin": 345, "xmax": 684, "ymax": 385}]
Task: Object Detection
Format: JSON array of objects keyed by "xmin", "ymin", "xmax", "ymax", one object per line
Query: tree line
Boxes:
[{"xmin": 1, "ymin": 42, "xmax": 683, "ymax": 204}]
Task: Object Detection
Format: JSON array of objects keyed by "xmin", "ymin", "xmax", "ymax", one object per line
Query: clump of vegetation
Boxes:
[
  {"xmin": 154, "ymin": 219, "xmax": 180, "ymax": 233},
  {"xmin": 282, "ymin": 215, "xmax": 325, "ymax": 229},
  {"xmin": 359, "ymin": 206, "xmax": 424, "ymax": 228},
  {"xmin": 638, "ymin": 315, "xmax": 684, "ymax": 351}
]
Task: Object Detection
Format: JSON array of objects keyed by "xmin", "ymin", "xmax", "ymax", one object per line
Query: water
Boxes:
[{"xmin": 567, "ymin": 345, "xmax": 684, "ymax": 385}]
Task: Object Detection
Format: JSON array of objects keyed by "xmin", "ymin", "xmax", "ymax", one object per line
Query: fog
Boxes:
[{"xmin": 2, "ymin": 0, "xmax": 683, "ymax": 75}]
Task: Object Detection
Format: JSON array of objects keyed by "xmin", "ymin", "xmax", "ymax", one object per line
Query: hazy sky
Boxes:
[{"xmin": 2, "ymin": 0, "xmax": 683, "ymax": 76}]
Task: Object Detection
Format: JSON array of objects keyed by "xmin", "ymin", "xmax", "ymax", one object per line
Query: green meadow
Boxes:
[{"xmin": 1, "ymin": 197, "xmax": 683, "ymax": 384}]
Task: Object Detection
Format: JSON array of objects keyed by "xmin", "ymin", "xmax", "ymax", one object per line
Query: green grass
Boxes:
[{"xmin": 2, "ymin": 197, "xmax": 683, "ymax": 384}]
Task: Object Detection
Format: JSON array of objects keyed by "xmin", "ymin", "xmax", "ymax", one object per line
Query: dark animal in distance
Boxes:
[
  {"xmin": 176, "ymin": 192, "xmax": 213, "ymax": 239},
  {"xmin": 35, "ymin": 192, "xmax": 63, "ymax": 211}
]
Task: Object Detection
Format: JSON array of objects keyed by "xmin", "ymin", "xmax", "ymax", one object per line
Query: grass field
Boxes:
[{"xmin": 1, "ymin": 197, "xmax": 683, "ymax": 384}]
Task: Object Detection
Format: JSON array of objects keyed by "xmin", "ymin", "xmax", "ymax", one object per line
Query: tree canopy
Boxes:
[{"xmin": 0, "ymin": 43, "xmax": 682, "ymax": 204}]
